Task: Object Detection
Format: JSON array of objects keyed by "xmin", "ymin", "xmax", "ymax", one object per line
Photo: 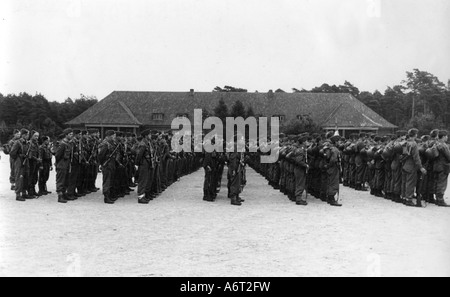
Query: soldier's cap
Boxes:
[
  {"xmin": 295, "ymin": 135, "xmax": 307, "ymax": 144},
  {"xmin": 87, "ymin": 129, "xmax": 98, "ymax": 134},
  {"xmin": 325, "ymin": 131, "xmax": 334, "ymax": 139},
  {"xmin": 31, "ymin": 130, "xmax": 39, "ymax": 136},
  {"xmin": 13, "ymin": 129, "xmax": 20, "ymax": 134},
  {"xmin": 330, "ymin": 134, "xmax": 341, "ymax": 142},
  {"xmin": 151, "ymin": 130, "xmax": 160, "ymax": 135},
  {"xmin": 322, "ymin": 141, "xmax": 332, "ymax": 149},
  {"xmin": 381, "ymin": 136, "xmax": 389, "ymax": 142},
  {"xmin": 374, "ymin": 136, "xmax": 381, "ymax": 142},
  {"xmin": 141, "ymin": 129, "xmax": 151, "ymax": 137},
  {"xmin": 407, "ymin": 128, "xmax": 419, "ymax": 137},
  {"xmin": 287, "ymin": 134, "xmax": 296, "ymax": 140},
  {"xmin": 81, "ymin": 130, "xmax": 88, "ymax": 135},
  {"xmin": 359, "ymin": 132, "xmax": 367, "ymax": 138},
  {"xmin": 368, "ymin": 133, "xmax": 376, "ymax": 139},
  {"xmin": 105, "ymin": 130, "xmax": 116, "ymax": 137},
  {"xmin": 115, "ymin": 131, "xmax": 123, "ymax": 137},
  {"xmin": 72, "ymin": 129, "xmax": 81, "ymax": 135},
  {"xmin": 57, "ymin": 133, "xmax": 65, "ymax": 140},
  {"xmin": 279, "ymin": 133, "xmax": 286, "ymax": 138},
  {"xmin": 438, "ymin": 130, "xmax": 448, "ymax": 138},
  {"xmin": 62, "ymin": 128, "xmax": 72, "ymax": 136},
  {"xmin": 41, "ymin": 136, "xmax": 50, "ymax": 142},
  {"xmin": 421, "ymin": 135, "xmax": 431, "ymax": 142},
  {"xmin": 396, "ymin": 130, "xmax": 407, "ymax": 137},
  {"xmin": 151, "ymin": 134, "xmax": 159, "ymax": 140},
  {"xmin": 430, "ymin": 129, "xmax": 439, "ymax": 138}
]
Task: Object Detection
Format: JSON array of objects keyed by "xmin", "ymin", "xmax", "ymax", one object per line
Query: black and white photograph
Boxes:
[{"xmin": 0, "ymin": 0, "xmax": 449, "ymax": 280}]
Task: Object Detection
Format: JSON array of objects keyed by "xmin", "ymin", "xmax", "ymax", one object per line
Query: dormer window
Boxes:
[
  {"xmin": 273, "ymin": 115, "xmax": 285, "ymax": 123},
  {"xmin": 152, "ymin": 113, "xmax": 164, "ymax": 121},
  {"xmin": 176, "ymin": 113, "xmax": 189, "ymax": 119}
]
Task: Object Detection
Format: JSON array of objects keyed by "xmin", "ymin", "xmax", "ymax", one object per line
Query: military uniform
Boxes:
[
  {"xmin": 286, "ymin": 137, "xmax": 308, "ymax": 205},
  {"xmin": 10, "ymin": 130, "xmax": 30, "ymax": 201},
  {"xmin": 38, "ymin": 137, "xmax": 52, "ymax": 196},
  {"xmin": 401, "ymin": 129, "xmax": 425, "ymax": 206},
  {"xmin": 432, "ymin": 130, "xmax": 450, "ymax": 207},
  {"xmin": 322, "ymin": 142, "xmax": 342, "ymax": 206},
  {"xmin": 54, "ymin": 129, "xmax": 73, "ymax": 203},
  {"xmin": 135, "ymin": 130, "xmax": 154, "ymax": 203},
  {"xmin": 98, "ymin": 131, "xmax": 118, "ymax": 204}
]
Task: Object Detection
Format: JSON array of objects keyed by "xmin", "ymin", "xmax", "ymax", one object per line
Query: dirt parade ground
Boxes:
[{"xmin": 0, "ymin": 152, "xmax": 449, "ymax": 277}]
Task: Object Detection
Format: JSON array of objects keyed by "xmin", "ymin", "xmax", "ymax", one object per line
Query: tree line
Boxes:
[
  {"xmin": 0, "ymin": 93, "xmax": 98, "ymax": 143},
  {"xmin": 213, "ymin": 69, "xmax": 450, "ymax": 136}
]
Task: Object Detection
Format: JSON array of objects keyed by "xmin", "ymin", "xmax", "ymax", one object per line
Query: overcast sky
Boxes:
[{"xmin": 1, "ymin": 0, "xmax": 449, "ymax": 102}]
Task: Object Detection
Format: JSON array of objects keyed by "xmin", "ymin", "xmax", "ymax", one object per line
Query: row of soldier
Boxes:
[
  {"xmin": 201, "ymin": 136, "xmax": 248, "ymax": 206},
  {"xmin": 340, "ymin": 128, "xmax": 450, "ymax": 207},
  {"xmin": 2, "ymin": 128, "xmax": 202, "ymax": 203},
  {"xmin": 249, "ymin": 132, "xmax": 342, "ymax": 207},
  {"xmin": 3, "ymin": 127, "xmax": 449, "ymax": 207},
  {"xmin": 250, "ymin": 128, "xmax": 450, "ymax": 207}
]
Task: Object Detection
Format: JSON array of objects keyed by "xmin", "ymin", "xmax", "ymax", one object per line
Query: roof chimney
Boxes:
[
  {"xmin": 268, "ymin": 89, "xmax": 274, "ymax": 99},
  {"xmin": 190, "ymin": 89, "xmax": 194, "ymax": 96}
]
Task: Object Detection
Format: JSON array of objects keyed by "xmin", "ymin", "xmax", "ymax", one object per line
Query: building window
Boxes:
[
  {"xmin": 273, "ymin": 115, "xmax": 285, "ymax": 123},
  {"xmin": 152, "ymin": 113, "xmax": 164, "ymax": 121},
  {"xmin": 176, "ymin": 113, "xmax": 189, "ymax": 119}
]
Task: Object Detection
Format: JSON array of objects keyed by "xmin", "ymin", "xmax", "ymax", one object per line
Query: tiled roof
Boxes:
[{"xmin": 66, "ymin": 91, "xmax": 397, "ymax": 129}]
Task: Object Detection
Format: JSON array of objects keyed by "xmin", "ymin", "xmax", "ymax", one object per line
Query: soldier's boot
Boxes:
[
  {"xmin": 436, "ymin": 196, "xmax": 450, "ymax": 207},
  {"xmin": 428, "ymin": 194, "xmax": 437, "ymax": 204},
  {"xmin": 231, "ymin": 198, "xmax": 241, "ymax": 206},
  {"xmin": 138, "ymin": 194, "xmax": 149, "ymax": 204},
  {"xmin": 37, "ymin": 184, "xmax": 45, "ymax": 196},
  {"xmin": 11, "ymin": 183, "xmax": 15, "ymax": 191},
  {"xmin": 328, "ymin": 195, "xmax": 342, "ymax": 207},
  {"xmin": 238, "ymin": 196, "xmax": 245, "ymax": 203},
  {"xmin": 145, "ymin": 193, "xmax": 154, "ymax": 201},
  {"xmin": 44, "ymin": 185, "xmax": 52, "ymax": 195},
  {"xmin": 30, "ymin": 187, "xmax": 39, "ymax": 197},
  {"xmin": 58, "ymin": 193, "xmax": 68, "ymax": 203},
  {"xmin": 403, "ymin": 199, "xmax": 416, "ymax": 207},
  {"xmin": 104, "ymin": 194, "xmax": 115, "ymax": 204},
  {"xmin": 16, "ymin": 193, "xmax": 25, "ymax": 202},
  {"xmin": 296, "ymin": 194, "xmax": 307, "ymax": 206},
  {"xmin": 65, "ymin": 195, "xmax": 76, "ymax": 201}
]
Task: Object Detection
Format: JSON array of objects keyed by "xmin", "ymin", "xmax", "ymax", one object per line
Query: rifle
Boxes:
[
  {"xmin": 69, "ymin": 142, "xmax": 74, "ymax": 173},
  {"xmin": 102, "ymin": 142, "xmax": 121, "ymax": 167},
  {"xmin": 87, "ymin": 140, "xmax": 98, "ymax": 164},
  {"xmin": 305, "ymin": 146, "xmax": 309, "ymax": 200},
  {"xmin": 22, "ymin": 140, "xmax": 32, "ymax": 166}
]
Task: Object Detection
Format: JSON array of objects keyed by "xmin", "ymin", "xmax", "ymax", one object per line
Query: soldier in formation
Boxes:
[
  {"xmin": 249, "ymin": 131, "xmax": 342, "ymax": 206},
  {"xmin": 3, "ymin": 127, "xmax": 202, "ymax": 204},
  {"xmin": 339, "ymin": 128, "xmax": 450, "ymax": 207}
]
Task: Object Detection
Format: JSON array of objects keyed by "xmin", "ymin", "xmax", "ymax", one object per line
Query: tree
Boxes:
[
  {"xmin": 282, "ymin": 115, "xmax": 321, "ymax": 135},
  {"xmin": 402, "ymin": 69, "xmax": 446, "ymax": 120},
  {"xmin": 339, "ymin": 81, "xmax": 360, "ymax": 98},
  {"xmin": 213, "ymin": 85, "xmax": 247, "ymax": 92},
  {"xmin": 214, "ymin": 98, "xmax": 229, "ymax": 122},
  {"xmin": 246, "ymin": 106, "xmax": 255, "ymax": 118},
  {"xmin": 230, "ymin": 100, "xmax": 246, "ymax": 118}
]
